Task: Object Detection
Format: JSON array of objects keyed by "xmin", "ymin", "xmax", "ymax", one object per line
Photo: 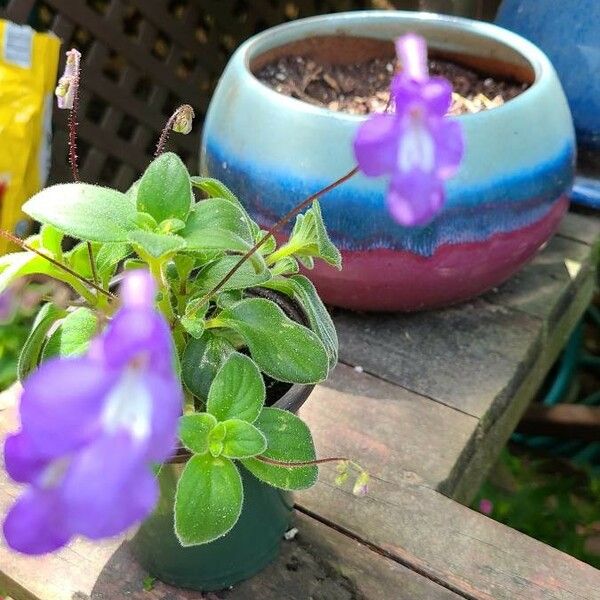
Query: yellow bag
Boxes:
[{"xmin": 0, "ymin": 20, "xmax": 60, "ymax": 254}]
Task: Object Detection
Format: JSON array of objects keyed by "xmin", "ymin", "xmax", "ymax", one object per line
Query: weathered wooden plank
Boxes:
[
  {"xmin": 307, "ymin": 364, "xmax": 478, "ymax": 493},
  {"xmin": 0, "ymin": 401, "xmax": 458, "ymax": 600},
  {"xmin": 556, "ymin": 211, "xmax": 600, "ymax": 247},
  {"xmin": 297, "ymin": 470, "xmax": 600, "ymax": 600},
  {"xmin": 334, "ymin": 298, "xmax": 541, "ymax": 419},
  {"xmin": 482, "ymin": 233, "xmax": 596, "ymax": 321}
]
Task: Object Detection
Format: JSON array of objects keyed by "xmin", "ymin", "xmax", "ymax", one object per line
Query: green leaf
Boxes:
[
  {"xmin": 158, "ymin": 218, "xmax": 186, "ymax": 234},
  {"xmin": 242, "ymin": 407, "xmax": 317, "ymax": 490},
  {"xmin": 270, "ymin": 257, "xmax": 299, "ymax": 277},
  {"xmin": 190, "ymin": 176, "xmax": 239, "ymax": 205},
  {"xmin": 175, "ymin": 454, "xmax": 243, "ymax": 545},
  {"xmin": 208, "ymin": 421, "xmax": 226, "ymax": 457},
  {"xmin": 193, "ymin": 255, "xmax": 271, "ymax": 297},
  {"xmin": 180, "ymin": 298, "xmax": 208, "ymax": 340},
  {"xmin": 95, "ymin": 243, "xmax": 131, "ymax": 279},
  {"xmin": 221, "ymin": 419, "xmax": 267, "ymax": 459},
  {"xmin": 179, "ymin": 412, "xmax": 218, "ymax": 454},
  {"xmin": 23, "ymin": 184, "xmax": 139, "ymax": 242},
  {"xmin": 65, "ymin": 241, "xmax": 101, "ymax": 280},
  {"xmin": 43, "ymin": 308, "xmax": 98, "ymax": 359},
  {"xmin": 288, "ymin": 275, "xmax": 338, "ymax": 369},
  {"xmin": 261, "ymin": 275, "xmax": 338, "ymax": 369},
  {"xmin": 17, "ymin": 303, "xmax": 67, "ymax": 381},
  {"xmin": 182, "ymin": 198, "xmax": 253, "ymax": 244},
  {"xmin": 128, "ymin": 230, "xmax": 186, "ymax": 259},
  {"xmin": 40, "ymin": 225, "xmax": 63, "ymax": 258},
  {"xmin": 218, "ymin": 298, "xmax": 329, "ymax": 384},
  {"xmin": 0, "ymin": 251, "xmax": 54, "ymax": 293},
  {"xmin": 207, "ymin": 352, "xmax": 265, "ymax": 423},
  {"xmin": 137, "ymin": 152, "xmax": 193, "ymax": 223},
  {"xmin": 287, "ymin": 201, "xmax": 341, "ymax": 269},
  {"xmin": 181, "ymin": 332, "xmax": 236, "ymax": 400}
]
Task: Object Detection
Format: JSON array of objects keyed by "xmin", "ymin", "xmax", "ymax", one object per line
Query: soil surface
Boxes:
[{"xmin": 255, "ymin": 55, "xmax": 529, "ymax": 116}]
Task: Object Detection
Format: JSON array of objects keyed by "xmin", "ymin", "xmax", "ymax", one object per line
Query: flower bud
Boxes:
[
  {"xmin": 172, "ymin": 104, "xmax": 195, "ymax": 135},
  {"xmin": 352, "ymin": 471, "xmax": 370, "ymax": 497}
]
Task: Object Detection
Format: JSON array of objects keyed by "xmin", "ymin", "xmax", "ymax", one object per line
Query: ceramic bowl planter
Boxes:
[
  {"xmin": 496, "ymin": 0, "xmax": 600, "ymax": 209},
  {"xmin": 131, "ymin": 381, "xmax": 312, "ymax": 591},
  {"xmin": 201, "ymin": 11, "xmax": 575, "ymax": 312}
]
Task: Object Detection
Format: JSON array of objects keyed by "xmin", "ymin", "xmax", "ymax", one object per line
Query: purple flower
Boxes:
[
  {"xmin": 353, "ymin": 33, "xmax": 464, "ymax": 226},
  {"xmin": 3, "ymin": 270, "xmax": 182, "ymax": 554},
  {"xmin": 55, "ymin": 49, "xmax": 81, "ymax": 110},
  {"xmin": 479, "ymin": 498, "xmax": 494, "ymax": 515}
]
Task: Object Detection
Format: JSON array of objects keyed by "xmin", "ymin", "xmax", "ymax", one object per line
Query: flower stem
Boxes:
[
  {"xmin": 254, "ymin": 455, "xmax": 348, "ymax": 468},
  {"xmin": 202, "ymin": 165, "xmax": 359, "ymax": 301},
  {"xmin": 154, "ymin": 113, "xmax": 177, "ymax": 158},
  {"xmin": 66, "ymin": 66, "xmax": 99, "ymax": 288},
  {"xmin": 0, "ymin": 229, "xmax": 115, "ymax": 301}
]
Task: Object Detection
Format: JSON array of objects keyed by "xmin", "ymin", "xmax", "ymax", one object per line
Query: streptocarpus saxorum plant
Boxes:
[{"xmin": 0, "ymin": 32, "xmax": 463, "ymax": 554}]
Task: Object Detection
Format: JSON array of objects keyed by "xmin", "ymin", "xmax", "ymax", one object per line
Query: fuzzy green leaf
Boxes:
[
  {"xmin": 95, "ymin": 243, "xmax": 131, "ymax": 280},
  {"xmin": 261, "ymin": 275, "xmax": 338, "ymax": 369},
  {"xmin": 181, "ymin": 332, "xmax": 236, "ymax": 400},
  {"xmin": 287, "ymin": 200, "xmax": 341, "ymax": 269},
  {"xmin": 43, "ymin": 308, "xmax": 98, "ymax": 359},
  {"xmin": 242, "ymin": 407, "xmax": 317, "ymax": 490},
  {"xmin": 23, "ymin": 184, "xmax": 139, "ymax": 242},
  {"xmin": 221, "ymin": 419, "xmax": 267, "ymax": 459},
  {"xmin": 190, "ymin": 177, "xmax": 239, "ymax": 205},
  {"xmin": 180, "ymin": 298, "xmax": 208, "ymax": 340},
  {"xmin": 0, "ymin": 251, "xmax": 55, "ymax": 293},
  {"xmin": 207, "ymin": 352, "xmax": 265, "ymax": 423},
  {"xmin": 175, "ymin": 454, "xmax": 243, "ymax": 545},
  {"xmin": 218, "ymin": 298, "xmax": 329, "ymax": 384},
  {"xmin": 128, "ymin": 230, "xmax": 186, "ymax": 259},
  {"xmin": 17, "ymin": 303, "xmax": 67, "ymax": 381},
  {"xmin": 179, "ymin": 412, "xmax": 217, "ymax": 454},
  {"xmin": 40, "ymin": 225, "xmax": 63, "ymax": 258},
  {"xmin": 183, "ymin": 198, "xmax": 252, "ymax": 243},
  {"xmin": 137, "ymin": 152, "xmax": 193, "ymax": 223},
  {"xmin": 193, "ymin": 255, "xmax": 271, "ymax": 297}
]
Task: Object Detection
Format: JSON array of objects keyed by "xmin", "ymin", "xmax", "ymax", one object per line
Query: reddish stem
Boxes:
[{"xmin": 202, "ymin": 165, "xmax": 359, "ymax": 300}]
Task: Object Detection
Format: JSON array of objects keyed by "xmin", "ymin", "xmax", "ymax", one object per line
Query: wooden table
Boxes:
[{"xmin": 1, "ymin": 212, "xmax": 599, "ymax": 600}]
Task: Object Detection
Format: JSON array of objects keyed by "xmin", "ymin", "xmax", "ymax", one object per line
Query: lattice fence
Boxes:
[{"xmin": 0, "ymin": 0, "xmax": 496, "ymax": 189}]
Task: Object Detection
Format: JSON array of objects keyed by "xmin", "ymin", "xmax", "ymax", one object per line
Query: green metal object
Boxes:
[{"xmin": 131, "ymin": 461, "xmax": 293, "ymax": 591}]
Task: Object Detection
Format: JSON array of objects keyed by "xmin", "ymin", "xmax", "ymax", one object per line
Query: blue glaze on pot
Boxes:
[
  {"xmin": 205, "ymin": 138, "xmax": 572, "ymax": 256},
  {"xmin": 496, "ymin": 0, "xmax": 600, "ymax": 149},
  {"xmin": 201, "ymin": 11, "xmax": 575, "ymax": 311}
]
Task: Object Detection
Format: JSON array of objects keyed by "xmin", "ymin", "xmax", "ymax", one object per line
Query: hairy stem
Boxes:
[
  {"xmin": 0, "ymin": 229, "xmax": 115, "ymax": 301},
  {"xmin": 154, "ymin": 113, "xmax": 177, "ymax": 157},
  {"xmin": 255, "ymin": 455, "xmax": 349, "ymax": 469},
  {"xmin": 201, "ymin": 165, "xmax": 359, "ymax": 301}
]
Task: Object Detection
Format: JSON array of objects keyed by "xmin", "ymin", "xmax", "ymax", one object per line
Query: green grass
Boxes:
[{"xmin": 473, "ymin": 448, "xmax": 600, "ymax": 568}]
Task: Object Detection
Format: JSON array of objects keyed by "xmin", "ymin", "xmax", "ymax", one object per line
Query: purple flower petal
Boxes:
[
  {"xmin": 4, "ymin": 432, "xmax": 50, "ymax": 484},
  {"xmin": 61, "ymin": 432, "xmax": 155, "ymax": 539},
  {"xmin": 353, "ymin": 114, "xmax": 397, "ymax": 177},
  {"xmin": 20, "ymin": 357, "xmax": 112, "ymax": 457},
  {"xmin": 146, "ymin": 372, "xmax": 182, "ymax": 462},
  {"xmin": 387, "ymin": 171, "xmax": 445, "ymax": 226},
  {"xmin": 432, "ymin": 118, "xmax": 465, "ymax": 178},
  {"xmin": 3, "ymin": 487, "xmax": 71, "ymax": 554},
  {"xmin": 120, "ymin": 270, "xmax": 157, "ymax": 309},
  {"xmin": 396, "ymin": 33, "xmax": 428, "ymax": 82},
  {"xmin": 100, "ymin": 307, "xmax": 174, "ymax": 375}
]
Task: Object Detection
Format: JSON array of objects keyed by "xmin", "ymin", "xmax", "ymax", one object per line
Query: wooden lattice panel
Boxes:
[{"xmin": 0, "ymin": 0, "xmax": 409, "ymax": 190}]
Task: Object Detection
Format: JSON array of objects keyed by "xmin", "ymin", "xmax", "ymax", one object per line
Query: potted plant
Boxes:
[
  {"xmin": 0, "ymin": 32, "xmax": 461, "ymax": 591},
  {"xmin": 201, "ymin": 10, "xmax": 575, "ymax": 311},
  {"xmin": 0, "ymin": 47, "xmax": 377, "ymax": 591}
]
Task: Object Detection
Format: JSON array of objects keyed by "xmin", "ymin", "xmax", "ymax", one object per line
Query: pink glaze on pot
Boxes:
[{"xmin": 305, "ymin": 196, "xmax": 569, "ymax": 312}]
